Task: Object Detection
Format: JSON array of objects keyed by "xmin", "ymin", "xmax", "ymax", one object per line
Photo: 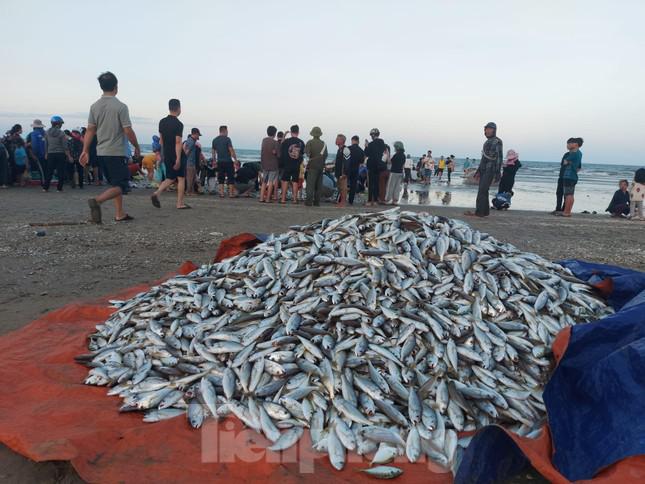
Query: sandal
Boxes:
[
  {"xmin": 463, "ymin": 211, "xmax": 485, "ymax": 218},
  {"xmin": 177, "ymin": 205, "xmax": 192, "ymax": 210},
  {"xmin": 151, "ymin": 194, "xmax": 161, "ymax": 208},
  {"xmin": 115, "ymin": 214, "xmax": 134, "ymax": 222}
]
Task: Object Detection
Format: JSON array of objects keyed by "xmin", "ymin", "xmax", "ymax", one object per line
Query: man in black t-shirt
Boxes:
[
  {"xmin": 279, "ymin": 125, "xmax": 305, "ymax": 204},
  {"xmin": 348, "ymin": 135, "xmax": 365, "ymax": 205},
  {"xmin": 212, "ymin": 125, "xmax": 238, "ymax": 198},
  {"xmin": 151, "ymin": 99, "xmax": 190, "ymax": 209}
]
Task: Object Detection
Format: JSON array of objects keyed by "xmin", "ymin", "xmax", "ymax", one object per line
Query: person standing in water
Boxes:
[
  {"xmin": 465, "ymin": 122, "xmax": 503, "ymax": 218},
  {"xmin": 80, "ymin": 71, "xmax": 141, "ymax": 222},
  {"xmin": 446, "ymin": 155, "xmax": 455, "ymax": 183},
  {"xmin": 403, "ymin": 154, "xmax": 413, "ymax": 196}
]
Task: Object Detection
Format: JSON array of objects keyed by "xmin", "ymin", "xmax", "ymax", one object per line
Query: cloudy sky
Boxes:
[{"xmin": 1, "ymin": 0, "xmax": 643, "ymax": 164}]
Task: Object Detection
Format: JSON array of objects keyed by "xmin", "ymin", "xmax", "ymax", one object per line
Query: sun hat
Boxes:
[{"xmin": 31, "ymin": 119, "xmax": 45, "ymax": 128}]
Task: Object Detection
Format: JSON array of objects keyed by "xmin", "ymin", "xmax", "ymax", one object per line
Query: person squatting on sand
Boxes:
[{"xmin": 606, "ymin": 179, "xmax": 631, "ymax": 218}]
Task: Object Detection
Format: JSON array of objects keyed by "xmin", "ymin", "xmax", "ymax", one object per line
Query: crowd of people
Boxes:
[{"xmin": 1, "ymin": 70, "xmax": 643, "ymax": 223}]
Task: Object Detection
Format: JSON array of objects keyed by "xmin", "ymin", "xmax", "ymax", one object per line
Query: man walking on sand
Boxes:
[
  {"xmin": 151, "ymin": 99, "xmax": 190, "ymax": 210},
  {"xmin": 305, "ymin": 126, "xmax": 328, "ymax": 206},
  {"xmin": 465, "ymin": 122, "xmax": 503, "ymax": 218},
  {"xmin": 80, "ymin": 71, "xmax": 140, "ymax": 223}
]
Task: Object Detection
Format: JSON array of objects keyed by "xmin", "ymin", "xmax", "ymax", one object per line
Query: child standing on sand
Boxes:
[
  {"xmin": 629, "ymin": 167, "xmax": 645, "ymax": 221},
  {"xmin": 558, "ymin": 137, "xmax": 583, "ymax": 217}
]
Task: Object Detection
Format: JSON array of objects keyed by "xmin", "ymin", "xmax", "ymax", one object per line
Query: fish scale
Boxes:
[{"xmin": 81, "ymin": 208, "xmax": 612, "ymax": 475}]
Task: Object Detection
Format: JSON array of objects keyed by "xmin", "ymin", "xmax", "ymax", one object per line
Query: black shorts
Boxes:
[
  {"xmin": 164, "ymin": 157, "xmax": 186, "ymax": 180},
  {"xmin": 404, "ymin": 168, "xmax": 412, "ymax": 183},
  {"xmin": 98, "ymin": 156, "xmax": 129, "ymax": 193},
  {"xmin": 217, "ymin": 162, "xmax": 235, "ymax": 184},
  {"xmin": 282, "ymin": 164, "xmax": 300, "ymax": 182}
]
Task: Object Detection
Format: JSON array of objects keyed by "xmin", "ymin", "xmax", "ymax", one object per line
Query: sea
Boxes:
[{"xmin": 141, "ymin": 145, "xmax": 641, "ymax": 213}]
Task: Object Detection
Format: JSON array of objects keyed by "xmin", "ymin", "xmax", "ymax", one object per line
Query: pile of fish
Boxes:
[{"xmin": 78, "ymin": 209, "xmax": 612, "ymax": 474}]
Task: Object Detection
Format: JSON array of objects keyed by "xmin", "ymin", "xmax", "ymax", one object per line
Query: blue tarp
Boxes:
[{"xmin": 456, "ymin": 260, "xmax": 645, "ymax": 484}]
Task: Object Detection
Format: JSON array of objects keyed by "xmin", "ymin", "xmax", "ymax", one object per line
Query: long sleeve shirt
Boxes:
[
  {"xmin": 305, "ymin": 138, "xmax": 328, "ymax": 170},
  {"xmin": 480, "ymin": 136, "xmax": 503, "ymax": 174}
]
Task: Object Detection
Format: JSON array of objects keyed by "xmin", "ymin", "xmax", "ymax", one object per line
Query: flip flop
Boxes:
[
  {"xmin": 177, "ymin": 205, "xmax": 192, "ymax": 210},
  {"xmin": 463, "ymin": 211, "xmax": 485, "ymax": 218},
  {"xmin": 115, "ymin": 214, "xmax": 134, "ymax": 222},
  {"xmin": 88, "ymin": 198, "xmax": 102, "ymax": 224},
  {"xmin": 151, "ymin": 194, "xmax": 161, "ymax": 208}
]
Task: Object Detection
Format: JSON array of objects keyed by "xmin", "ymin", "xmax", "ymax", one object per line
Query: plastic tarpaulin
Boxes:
[{"xmin": 455, "ymin": 259, "xmax": 645, "ymax": 483}]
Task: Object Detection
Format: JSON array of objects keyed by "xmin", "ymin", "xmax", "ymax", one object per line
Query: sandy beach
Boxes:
[{"xmin": 0, "ymin": 186, "xmax": 642, "ymax": 482}]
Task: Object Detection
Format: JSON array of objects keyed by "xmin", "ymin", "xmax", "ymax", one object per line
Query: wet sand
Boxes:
[{"xmin": 0, "ymin": 185, "xmax": 642, "ymax": 482}]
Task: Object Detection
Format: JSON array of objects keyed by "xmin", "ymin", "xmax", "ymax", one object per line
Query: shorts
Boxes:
[
  {"xmin": 282, "ymin": 165, "xmax": 300, "ymax": 182},
  {"xmin": 404, "ymin": 168, "xmax": 412, "ymax": 183},
  {"xmin": 98, "ymin": 156, "xmax": 130, "ymax": 193},
  {"xmin": 423, "ymin": 168, "xmax": 432, "ymax": 178},
  {"xmin": 563, "ymin": 180, "xmax": 576, "ymax": 196},
  {"xmin": 164, "ymin": 157, "xmax": 186, "ymax": 180},
  {"xmin": 263, "ymin": 170, "xmax": 279, "ymax": 183},
  {"xmin": 217, "ymin": 161, "xmax": 235, "ymax": 184}
]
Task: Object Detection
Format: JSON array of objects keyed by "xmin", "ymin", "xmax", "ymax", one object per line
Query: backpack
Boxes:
[
  {"xmin": 14, "ymin": 146, "xmax": 27, "ymax": 166},
  {"xmin": 29, "ymin": 130, "xmax": 47, "ymax": 158},
  {"xmin": 492, "ymin": 192, "xmax": 512, "ymax": 210}
]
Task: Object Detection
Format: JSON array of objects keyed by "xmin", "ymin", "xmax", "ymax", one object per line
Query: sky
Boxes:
[{"xmin": 1, "ymin": 0, "xmax": 644, "ymax": 164}]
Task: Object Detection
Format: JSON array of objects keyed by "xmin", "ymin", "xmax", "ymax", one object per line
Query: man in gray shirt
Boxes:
[{"xmin": 80, "ymin": 71, "xmax": 140, "ymax": 223}]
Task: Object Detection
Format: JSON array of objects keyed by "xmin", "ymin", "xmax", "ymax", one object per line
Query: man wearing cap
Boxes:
[
  {"xmin": 304, "ymin": 126, "xmax": 328, "ymax": 206},
  {"xmin": 26, "ymin": 119, "xmax": 47, "ymax": 183},
  {"xmin": 184, "ymin": 128, "xmax": 201, "ymax": 195},
  {"xmin": 43, "ymin": 116, "xmax": 72, "ymax": 192},
  {"xmin": 364, "ymin": 128, "xmax": 386, "ymax": 206},
  {"xmin": 80, "ymin": 71, "xmax": 141, "ymax": 223},
  {"xmin": 466, "ymin": 122, "xmax": 503, "ymax": 217}
]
